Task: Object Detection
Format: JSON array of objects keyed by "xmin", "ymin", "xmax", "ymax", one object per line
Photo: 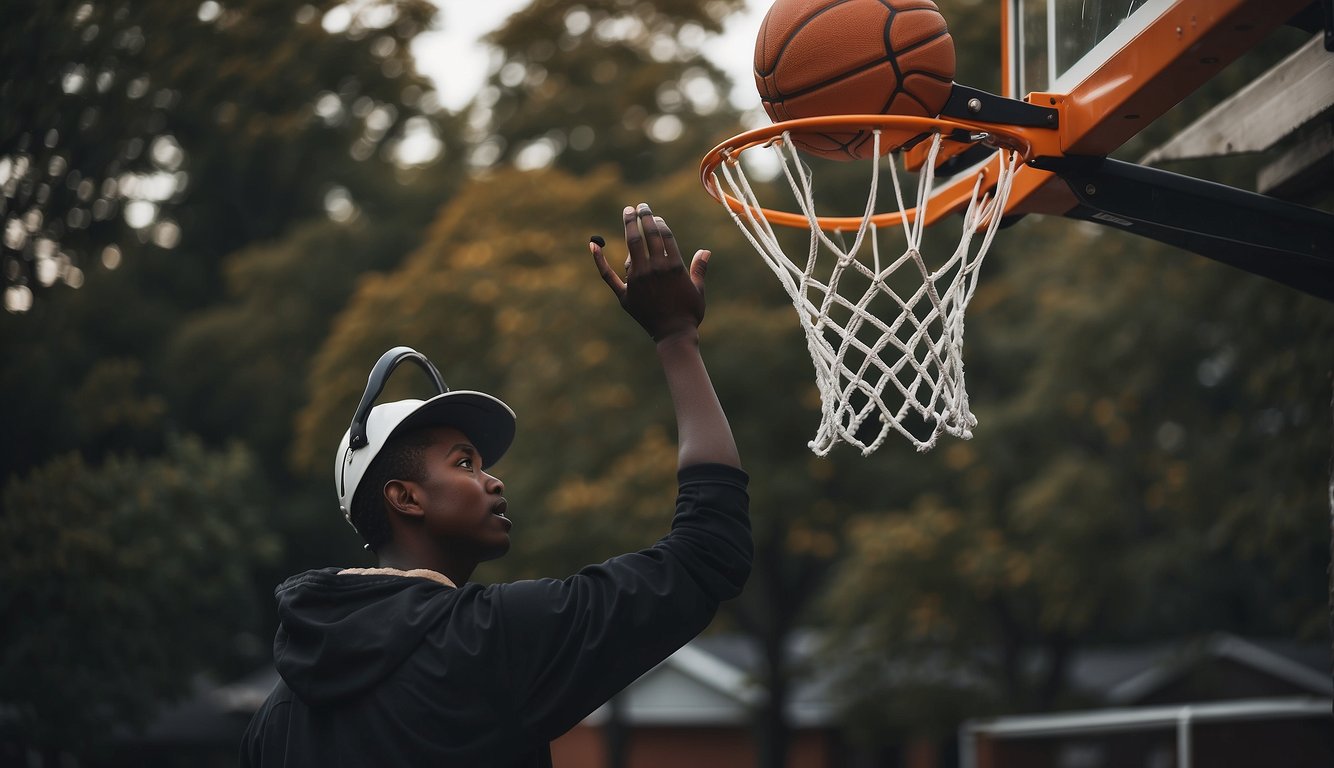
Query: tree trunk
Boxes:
[
  {"xmin": 605, "ymin": 692, "xmax": 628, "ymax": 768},
  {"xmin": 734, "ymin": 497, "xmax": 840, "ymax": 768},
  {"xmin": 993, "ymin": 598, "xmax": 1026, "ymax": 705},
  {"xmin": 754, "ymin": 525, "xmax": 795, "ymax": 768},
  {"xmin": 757, "ymin": 629, "xmax": 792, "ymax": 768},
  {"xmin": 1037, "ymin": 633, "xmax": 1072, "ymax": 710}
]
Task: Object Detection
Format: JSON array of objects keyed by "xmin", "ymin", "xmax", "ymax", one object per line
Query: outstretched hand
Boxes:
[{"xmin": 591, "ymin": 203, "xmax": 710, "ymax": 342}]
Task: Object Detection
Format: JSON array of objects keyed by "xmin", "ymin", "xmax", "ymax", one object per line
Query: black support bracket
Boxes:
[
  {"xmin": 938, "ymin": 83, "xmax": 1059, "ymax": 129},
  {"xmin": 1031, "ymin": 155, "xmax": 1334, "ymax": 302}
]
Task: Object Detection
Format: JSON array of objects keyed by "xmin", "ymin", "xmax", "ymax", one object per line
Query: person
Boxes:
[{"xmin": 239, "ymin": 203, "xmax": 751, "ymax": 767}]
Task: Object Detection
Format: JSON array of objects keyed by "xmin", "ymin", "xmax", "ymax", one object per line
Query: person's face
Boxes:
[{"xmin": 412, "ymin": 425, "xmax": 511, "ymax": 562}]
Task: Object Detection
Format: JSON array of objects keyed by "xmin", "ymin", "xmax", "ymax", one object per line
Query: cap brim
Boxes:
[{"xmin": 388, "ymin": 390, "xmax": 516, "ymax": 469}]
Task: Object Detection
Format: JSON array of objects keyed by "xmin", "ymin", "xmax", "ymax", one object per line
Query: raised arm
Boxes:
[{"xmin": 591, "ymin": 203, "xmax": 740, "ymax": 470}]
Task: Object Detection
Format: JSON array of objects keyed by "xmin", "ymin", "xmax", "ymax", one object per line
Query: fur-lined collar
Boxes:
[{"xmin": 337, "ymin": 567, "xmax": 456, "ymax": 588}]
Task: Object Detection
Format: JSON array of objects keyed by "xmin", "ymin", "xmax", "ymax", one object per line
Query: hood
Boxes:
[{"xmin": 272, "ymin": 568, "xmax": 456, "ymax": 705}]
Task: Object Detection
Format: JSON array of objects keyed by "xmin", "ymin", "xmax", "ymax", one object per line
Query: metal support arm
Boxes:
[{"xmin": 1030, "ymin": 156, "xmax": 1334, "ymax": 302}]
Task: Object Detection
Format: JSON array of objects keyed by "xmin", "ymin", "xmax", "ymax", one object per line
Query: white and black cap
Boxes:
[{"xmin": 335, "ymin": 347, "xmax": 516, "ymax": 529}]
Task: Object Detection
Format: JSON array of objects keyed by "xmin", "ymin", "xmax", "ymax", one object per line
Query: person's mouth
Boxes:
[{"xmin": 492, "ymin": 499, "xmax": 511, "ymax": 529}]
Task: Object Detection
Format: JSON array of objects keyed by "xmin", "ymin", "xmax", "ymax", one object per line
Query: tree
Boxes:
[
  {"xmin": 161, "ymin": 161, "xmax": 461, "ymax": 476},
  {"xmin": 0, "ymin": 436, "xmax": 280, "ymax": 756},
  {"xmin": 820, "ymin": 217, "xmax": 1334, "ymax": 741},
  {"xmin": 0, "ymin": 1, "xmax": 463, "ymax": 754},
  {"xmin": 470, "ymin": 0, "xmax": 746, "ymax": 181},
  {"xmin": 0, "ymin": 0, "xmax": 454, "ymax": 478},
  {"xmin": 1, "ymin": 0, "xmax": 445, "ymax": 310},
  {"xmin": 158, "ymin": 164, "xmax": 467, "ymax": 577}
]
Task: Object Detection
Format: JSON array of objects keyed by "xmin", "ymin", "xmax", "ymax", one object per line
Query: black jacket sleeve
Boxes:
[{"xmin": 492, "ymin": 463, "xmax": 751, "ymax": 743}]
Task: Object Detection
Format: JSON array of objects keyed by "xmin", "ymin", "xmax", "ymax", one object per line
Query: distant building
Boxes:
[
  {"xmin": 551, "ymin": 636, "xmax": 841, "ymax": 768},
  {"xmin": 87, "ymin": 632, "xmax": 1330, "ymax": 768},
  {"xmin": 961, "ymin": 635, "xmax": 1333, "ymax": 768}
]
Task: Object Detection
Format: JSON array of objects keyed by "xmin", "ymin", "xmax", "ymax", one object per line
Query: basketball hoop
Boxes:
[{"xmin": 699, "ymin": 114, "xmax": 1030, "ymax": 455}]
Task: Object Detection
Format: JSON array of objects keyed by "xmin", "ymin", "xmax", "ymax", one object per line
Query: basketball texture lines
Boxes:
[{"xmin": 754, "ymin": 0, "xmax": 956, "ymax": 160}]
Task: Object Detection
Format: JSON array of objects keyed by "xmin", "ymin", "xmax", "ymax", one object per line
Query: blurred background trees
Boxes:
[
  {"xmin": 1, "ymin": 0, "xmax": 457, "ymax": 758},
  {"xmin": 474, "ymin": 0, "xmax": 746, "ymax": 180},
  {"xmin": 2, "ymin": 0, "xmax": 1330, "ymax": 765},
  {"xmin": 1, "ymin": 436, "xmax": 278, "ymax": 752},
  {"xmin": 821, "ymin": 219, "xmax": 1334, "ymax": 742}
]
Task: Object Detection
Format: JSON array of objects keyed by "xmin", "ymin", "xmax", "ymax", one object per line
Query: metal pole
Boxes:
[
  {"xmin": 1327, "ymin": 376, "xmax": 1333, "ymax": 715},
  {"xmin": 1045, "ymin": 0, "xmax": 1057, "ymax": 88},
  {"xmin": 958, "ymin": 720, "xmax": 976, "ymax": 768},
  {"xmin": 1176, "ymin": 706, "xmax": 1192, "ymax": 768}
]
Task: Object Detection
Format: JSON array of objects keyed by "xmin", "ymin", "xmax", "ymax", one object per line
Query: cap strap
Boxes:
[{"xmin": 347, "ymin": 346, "xmax": 448, "ymax": 450}]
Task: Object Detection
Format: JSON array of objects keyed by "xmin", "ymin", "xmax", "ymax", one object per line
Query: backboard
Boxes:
[
  {"xmin": 1006, "ymin": 0, "xmax": 1191, "ymax": 101},
  {"xmin": 983, "ymin": 0, "xmax": 1334, "ymax": 299},
  {"xmin": 1001, "ymin": 0, "xmax": 1333, "ymax": 165}
]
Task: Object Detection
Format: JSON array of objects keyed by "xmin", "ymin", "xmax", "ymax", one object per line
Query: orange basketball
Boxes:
[{"xmin": 754, "ymin": 0, "xmax": 956, "ymax": 160}]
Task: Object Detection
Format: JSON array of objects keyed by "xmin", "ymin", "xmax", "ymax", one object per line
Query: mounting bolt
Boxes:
[
  {"xmin": 967, "ymin": 98, "xmax": 982, "ymax": 114},
  {"xmin": 1085, "ymin": 184, "xmax": 1097, "ymax": 196}
]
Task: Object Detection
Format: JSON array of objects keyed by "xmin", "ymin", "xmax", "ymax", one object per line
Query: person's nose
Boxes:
[{"xmin": 484, "ymin": 472, "xmax": 504, "ymax": 495}]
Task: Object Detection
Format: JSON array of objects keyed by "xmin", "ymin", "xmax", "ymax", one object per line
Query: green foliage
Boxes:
[
  {"xmin": 0, "ymin": 293, "xmax": 178, "ymax": 473},
  {"xmin": 937, "ymin": 0, "xmax": 1003, "ymax": 93},
  {"xmin": 162, "ymin": 165, "xmax": 458, "ymax": 477},
  {"xmin": 0, "ymin": 436, "xmax": 280, "ymax": 752},
  {"xmin": 0, "ymin": 0, "xmax": 456, "ymax": 479},
  {"xmin": 471, "ymin": 0, "xmax": 746, "ymax": 181},
  {"xmin": 0, "ymin": 7, "xmax": 459, "ymax": 745},
  {"xmin": 1, "ymin": 0, "xmax": 447, "ymax": 307},
  {"xmin": 66, "ymin": 357, "xmax": 170, "ymax": 459}
]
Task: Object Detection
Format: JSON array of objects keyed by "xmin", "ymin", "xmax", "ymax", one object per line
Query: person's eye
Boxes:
[{"xmin": 457, "ymin": 457, "xmax": 474, "ymax": 470}]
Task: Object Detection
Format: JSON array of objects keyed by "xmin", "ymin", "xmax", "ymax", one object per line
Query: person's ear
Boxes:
[{"xmin": 383, "ymin": 479, "xmax": 425, "ymax": 520}]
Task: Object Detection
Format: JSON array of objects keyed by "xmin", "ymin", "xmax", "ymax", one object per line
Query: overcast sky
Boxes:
[{"xmin": 415, "ymin": 1, "xmax": 766, "ymax": 112}]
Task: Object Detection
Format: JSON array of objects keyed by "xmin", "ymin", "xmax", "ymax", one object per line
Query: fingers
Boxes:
[
  {"xmin": 637, "ymin": 204, "xmax": 667, "ymax": 266},
  {"xmin": 590, "ymin": 238, "xmax": 626, "ymax": 298},
  {"xmin": 623, "ymin": 205, "xmax": 646, "ymax": 276},
  {"xmin": 689, "ymin": 249, "xmax": 710, "ymax": 293},
  {"xmin": 656, "ymin": 216, "xmax": 685, "ymax": 268},
  {"xmin": 613, "ymin": 202, "xmax": 700, "ymax": 283}
]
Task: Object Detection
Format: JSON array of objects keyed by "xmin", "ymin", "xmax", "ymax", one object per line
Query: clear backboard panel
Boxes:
[
  {"xmin": 1000, "ymin": 0, "xmax": 1332, "ymax": 189},
  {"xmin": 1008, "ymin": 0, "xmax": 1172, "ymax": 97},
  {"xmin": 989, "ymin": 0, "xmax": 1333, "ymax": 300}
]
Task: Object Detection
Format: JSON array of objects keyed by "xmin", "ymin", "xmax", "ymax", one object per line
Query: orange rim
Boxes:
[{"xmin": 699, "ymin": 114, "xmax": 1038, "ymax": 230}]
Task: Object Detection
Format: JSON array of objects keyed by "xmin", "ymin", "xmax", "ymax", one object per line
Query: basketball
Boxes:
[{"xmin": 754, "ymin": 0, "xmax": 956, "ymax": 160}]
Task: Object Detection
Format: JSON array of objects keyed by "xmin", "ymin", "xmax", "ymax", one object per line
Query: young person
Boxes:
[{"xmin": 240, "ymin": 203, "xmax": 751, "ymax": 767}]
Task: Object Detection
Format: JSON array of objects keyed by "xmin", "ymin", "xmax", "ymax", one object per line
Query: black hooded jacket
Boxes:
[{"xmin": 240, "ymin": 463, "xmax": 750, "ymax": 767}]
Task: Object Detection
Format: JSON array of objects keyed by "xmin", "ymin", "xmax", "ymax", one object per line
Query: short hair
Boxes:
[{"xmin": 349, "ymin": 428, "xmax": 437, "ymax": 551}]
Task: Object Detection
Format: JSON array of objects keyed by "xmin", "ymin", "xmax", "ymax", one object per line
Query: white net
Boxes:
[{"xmin": 712, "ymin": 130, "xmax": 1020, "ymax": 455}]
